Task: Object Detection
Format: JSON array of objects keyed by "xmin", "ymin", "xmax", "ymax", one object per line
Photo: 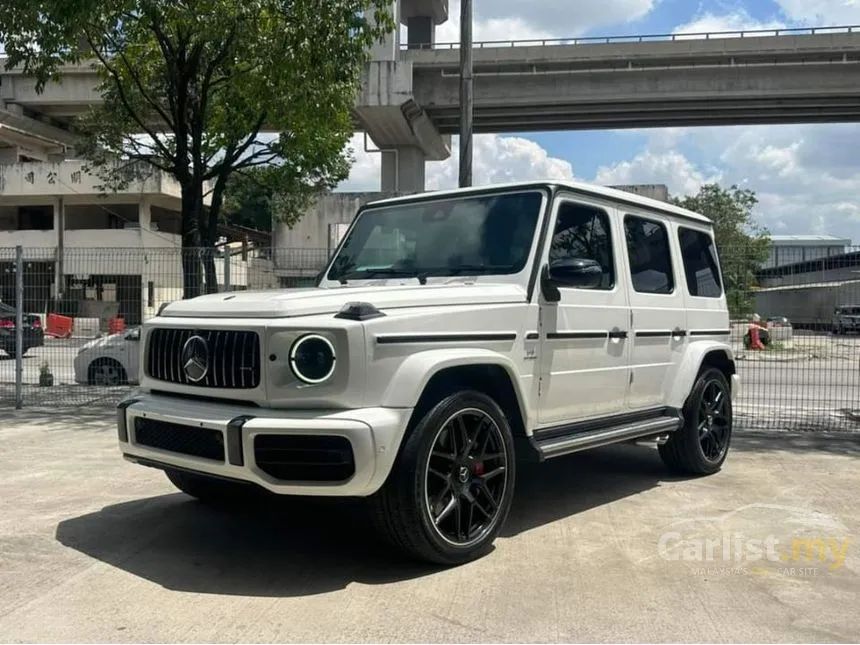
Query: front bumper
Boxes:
[{"xmin": 117, "ymin": 392, "xmax": 413, "ymax": 497}]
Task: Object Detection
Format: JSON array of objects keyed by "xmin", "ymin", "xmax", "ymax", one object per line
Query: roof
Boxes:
[
  {"xmin": 754, "ymin": 279, "xmax": 860, "ymax": 291},
  {"xmin": 768, "ymin": 234, "xmax": 852, "ymax": 245},
  {"xmin": 364, "ymin": 179, "xmax": 713, "ymax": 225}
]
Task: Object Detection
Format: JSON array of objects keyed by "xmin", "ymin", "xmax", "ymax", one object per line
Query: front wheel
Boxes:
[
  {"xmin": 659, "ymin": 367, "xmax": 733, "ymax": 476},
  {"xmin": 369, "ymin": 390, "xmax": 516, "ymax": 566}
]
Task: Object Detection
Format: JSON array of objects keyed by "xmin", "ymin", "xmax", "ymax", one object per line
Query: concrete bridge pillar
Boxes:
[
  {"xmin": 381, "ymin": 145, "xmax": 426, "ymax": 193},
  {"xmin": 369, "ymin": 1, "xmax": 400, "ymax": 61},
  {"xmin": 402, "ymin": 0, "xmax": 449, "ymax": 48}
]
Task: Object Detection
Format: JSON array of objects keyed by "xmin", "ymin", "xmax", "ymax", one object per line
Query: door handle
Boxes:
[
  {"xmin": 608, "ymin": 330, "xmax": 628, "ymax": 340},
  {"xmin": 672, "ymin": 329, "xmax": 687, "ymax": 339}
]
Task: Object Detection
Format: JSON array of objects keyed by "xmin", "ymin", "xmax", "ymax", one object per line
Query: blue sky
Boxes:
[{"xmin": 341, "ymin": 0, "xmax": 860, "ymax": 244}]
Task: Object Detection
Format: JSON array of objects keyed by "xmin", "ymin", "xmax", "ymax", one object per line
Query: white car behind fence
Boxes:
[{"xmin": 74, "ymin": 327, "xmax": 141, "ymax": 386}]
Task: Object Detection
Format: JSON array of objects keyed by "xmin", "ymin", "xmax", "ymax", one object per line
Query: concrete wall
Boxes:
[{"xmin": 274, "ymin": 192, "xmax": 402, "ymax": 252}]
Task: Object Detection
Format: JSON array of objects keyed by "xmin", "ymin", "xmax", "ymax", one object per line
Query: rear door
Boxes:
[
  {"xmin": 621, "ymin": 211, "xmax": 686, "ymax": 411},
  {"xmin": 675, "ymin": 224, "xmax": 729, "ymax": 341}
]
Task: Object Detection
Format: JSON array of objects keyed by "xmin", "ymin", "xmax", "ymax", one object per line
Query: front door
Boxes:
[
  {"xmin": 537, "ymin": 195, "xmax": 630, "ymax": 427},
  {"xmin": 621, "ymin": 211, "xmax": 686, "ymax": 410}
]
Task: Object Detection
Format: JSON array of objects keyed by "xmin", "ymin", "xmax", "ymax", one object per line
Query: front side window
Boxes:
[
  {"xmin": 549, "ymin": 201, "xmax": 615, "ymax": 290},
  {"xmin": 624, "ymin": 214, "xmax": 675, "ymax": 294},
  {"xmin": 326, "ymin": 190, "xmax": 544, "ymax": 282},
  {"xmin": 678, "ymin": 227, "xmax": 723, "ymax": 298}
]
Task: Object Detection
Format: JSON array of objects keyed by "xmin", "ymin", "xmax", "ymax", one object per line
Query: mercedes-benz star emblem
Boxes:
[{"xmin": 181, "ymin": 335, "xmax": 210, "ymax": 383}]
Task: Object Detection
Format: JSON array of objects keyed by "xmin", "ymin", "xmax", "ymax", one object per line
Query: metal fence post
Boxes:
[
  {"xmin": 223, "ymin": 250, "xmax": 231, "ymax": 292},
  {"xmin": 15, "ymin": 245, "xmax": 23, "ymax": 410}
]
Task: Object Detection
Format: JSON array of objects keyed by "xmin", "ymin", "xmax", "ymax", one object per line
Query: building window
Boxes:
[
  {"xmin": 549, "ymin": 202, "xmax": 615, "ymax": 290},
  {"xmin": 18, "ymin": 206, "xmax": 53, "ymax": 231},
  {"xmin": 624, "ymin": 214, "xmax": 675, "ymax": 294},
  {"xmin": 678, "ymin": 227, "xmax": 723, "ymax": 298},
  {"xmin": 147, "ymin": 281, "xmax": 155, "ymax": 309}
]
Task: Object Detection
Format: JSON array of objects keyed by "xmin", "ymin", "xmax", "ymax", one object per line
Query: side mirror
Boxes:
[{"xmin": 541, "ymin": 258, "xmax": 603, "ymax": 302}]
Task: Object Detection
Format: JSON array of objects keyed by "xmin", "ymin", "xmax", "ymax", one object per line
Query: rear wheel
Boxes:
[
  {"xmin": 369, "ymin": 390, "xmax": 516, "ymax": 566},
  {"xmin": 659, "ymin": 367, "xmax": 733, "ymax": 476},
  {"xmin": 165, "ymin": 469, "xmax": 256, "ymax": 506}
]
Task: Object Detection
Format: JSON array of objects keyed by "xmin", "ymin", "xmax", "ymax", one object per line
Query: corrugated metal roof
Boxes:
[
  {"xmin": 755, "ymin": 279, "xmax": 860, "ymax": 291},
  {"xmin": 768, "ymin": 235, "xmax": 852, "ymax": 244}
]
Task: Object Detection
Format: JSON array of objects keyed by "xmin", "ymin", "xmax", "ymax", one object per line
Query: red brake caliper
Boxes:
[{"xmin": 473, "ymin": 461, "xmax": 485, "ymax": 476}]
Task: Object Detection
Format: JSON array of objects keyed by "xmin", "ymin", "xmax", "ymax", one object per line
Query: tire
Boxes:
[
  {"xmin": 165, "ymin": 468, "xmax": 255, "ymax": 506},
  {"xmin": 368, "ymin": 390, "xmax": 517, "ymax": 566},
  {"xmin": 88, "ymin": 358, "xmax": 127, "ymax": 386},
  {"xmin": 659, "ymin": 367, "xmax": 733, "ymax": 476}
]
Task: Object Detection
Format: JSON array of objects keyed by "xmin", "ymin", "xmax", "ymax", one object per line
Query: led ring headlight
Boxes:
[{"xmin": 289, "ymin": 334, "xmax": 336, "ymax": 384}]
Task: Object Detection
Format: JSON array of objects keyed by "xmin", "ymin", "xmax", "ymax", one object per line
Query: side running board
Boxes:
[{"xmin": 532, "ymin": 413, "xmax": 683, "ymax": 461}]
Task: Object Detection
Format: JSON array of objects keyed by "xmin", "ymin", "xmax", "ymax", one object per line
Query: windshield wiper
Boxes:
[
  {"xmin": 444, "ymin": 263, "xmax": 514, "ymax": 275},
  {"xmin": 339, "ymin": 268, "xmax": 428, "ymax": 285}
]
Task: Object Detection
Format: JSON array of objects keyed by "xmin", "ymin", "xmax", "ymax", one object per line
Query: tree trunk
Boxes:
[
  {"xmin": 202, "ymin": 247, "xmax": 219, "ymax": 294},
  {"xmin": 181, "ymin": 183, "xmax": 203, "ymax": 299},
  {"xmin": 201, "ymin": 174, "xmax": 229, "ymax": 295}
]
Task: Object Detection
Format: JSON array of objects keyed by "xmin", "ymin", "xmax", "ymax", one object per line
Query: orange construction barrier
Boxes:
[
  {"xmin": 45, "ymin": 313, "xmax": 74, "ymax": 339},
  {"xmin": 108, "ymin": 317, "xmax": 126, "ymax": 335},
  {"xmin": 748, "ymin": 322, "xmax": 765, "ymax": 350}
]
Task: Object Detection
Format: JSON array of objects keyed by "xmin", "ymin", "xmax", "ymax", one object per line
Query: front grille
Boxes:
[
  {"xmin": 146, "ymin": 328, "xmax": 260, "ymax": 389},
  {"xmin": 134, "ymin": 418, "xmax": 225, "ymax": 461},
  {"xmin": 254, "ymin": 435, "xmax": 355, "ymax": 482}
]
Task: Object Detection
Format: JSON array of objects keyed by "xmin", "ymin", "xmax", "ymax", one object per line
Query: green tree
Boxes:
[
  {"xmin": 221, "ymin": 165, "xmax": 316, "ymax": 233},
  {"xmin": 0, "ymin": 0, "xmax": 394, "ymax": 297},
  {"xmin": 672, "ymin": 183, "xmax": 770, "ymax": 317}
]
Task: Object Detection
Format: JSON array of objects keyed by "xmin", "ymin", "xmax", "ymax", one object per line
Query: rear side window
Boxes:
[
  {"xmin": 624, "ymin": 215, "xmax": 674, "ymax": 294},
  {"xmin": 678, "ymin": 227, "xmax": 723, "ymax": 298}
]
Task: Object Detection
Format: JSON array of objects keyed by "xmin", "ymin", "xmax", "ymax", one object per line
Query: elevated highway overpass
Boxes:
[{"xmin": 4, "ymin": 15, "xmax": 860, "ymax": 189}]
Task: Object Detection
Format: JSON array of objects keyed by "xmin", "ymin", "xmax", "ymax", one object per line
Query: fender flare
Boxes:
[
  {"xmin": 379, "ymin": 347, "xmax": 530, "ymax": 429},
  {"xmin": 667, "ymin": 340, "xmax": 736, "ymax": 409}
]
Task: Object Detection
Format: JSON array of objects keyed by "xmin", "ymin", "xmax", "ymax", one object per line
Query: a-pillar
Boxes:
[{"xmin": 381, "ymin": 146, "xmax": 426, "ymax": 193}]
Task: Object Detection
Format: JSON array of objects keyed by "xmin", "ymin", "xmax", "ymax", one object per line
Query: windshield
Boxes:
[{"xmin": 325, "ymin": 190, "xmax": 545, "ymax": 282}]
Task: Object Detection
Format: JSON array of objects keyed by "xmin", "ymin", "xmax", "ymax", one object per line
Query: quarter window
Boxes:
[
  {"xmin": 624, "ymin": 215, "xmax": 674, "ymax": 294},
  {"xmin": 678, "ymin": 227, "xmax": 723, "ymax": 298},
  {"xmin": 549, "ymin": 202, "xmax": 615, "ymax": 290}
]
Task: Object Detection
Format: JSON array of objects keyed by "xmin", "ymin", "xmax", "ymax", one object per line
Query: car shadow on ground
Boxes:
[
  {"xmin": 53, "ymin": 432, "xmax": 860, "ymax": 598},
  {"xmin": 55, "ymin": 442, "xmax": 673, "ymax": 598}
]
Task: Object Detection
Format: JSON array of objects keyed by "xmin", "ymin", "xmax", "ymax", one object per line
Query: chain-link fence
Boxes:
[{"xmin": 2, "ymin": 244, "xmax": 859, "ymax": 431}]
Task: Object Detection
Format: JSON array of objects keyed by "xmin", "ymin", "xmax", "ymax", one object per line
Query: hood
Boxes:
[
  {"xmin": 159, "ymin": 282, "xmax": 527, "ymax": 319},
  {"xmin": 79, "ymin": 332, "xmax": 124, "ymax": 351}
]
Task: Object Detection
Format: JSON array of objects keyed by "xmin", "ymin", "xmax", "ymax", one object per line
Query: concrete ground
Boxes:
[{"xmin": 0, "ymin": 409, "xmax": 858, "ymax": 643}]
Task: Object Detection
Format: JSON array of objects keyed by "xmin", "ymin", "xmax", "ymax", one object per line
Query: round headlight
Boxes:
[{"xmin": 289, "ymin": 334, "xmax": 336, "ymax": 384}]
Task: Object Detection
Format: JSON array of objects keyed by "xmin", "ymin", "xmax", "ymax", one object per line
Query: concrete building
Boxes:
[
  {"xmin": 763, "ymin": 234, "xmax": 852, "ymax": 269},
  {"xmin": 0, "ymin": 161, "xmax": 260, "ymax": 325}
]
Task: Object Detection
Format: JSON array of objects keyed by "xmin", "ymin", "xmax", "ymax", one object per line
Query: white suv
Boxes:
[{"xmin": 117, "ymin": 180, "xmax": 739, "ymax": 565}]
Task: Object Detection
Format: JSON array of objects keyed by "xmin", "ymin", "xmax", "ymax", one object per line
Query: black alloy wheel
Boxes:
[
  {"xmin": 659, "ymin": 367, "xmax": 733, "ymax": 476},
  {"xmin": 369, "ymin": 390, "xmax": 516, "ymax": 565},
  {"xmin": 424, "ymin": 407, "xmax": 509, "ymax": 548}
]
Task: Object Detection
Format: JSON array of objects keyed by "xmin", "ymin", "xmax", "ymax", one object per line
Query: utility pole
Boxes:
[{"xmin": 458, "ymin": 0, "xmax": 473, "ymax": 187}]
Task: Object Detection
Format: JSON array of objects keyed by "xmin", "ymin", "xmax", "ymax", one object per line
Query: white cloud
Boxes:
[
  {"xmin": 774, "ymin": 0, "xmax": 860, "ymax": 26},
  {"xmin": 595, "ymin": 124, "xmax": 860, "ymax": 243},
  {"xmin": 594, "ymin": 149, "xmax": 721, "ymax": 196},
  {"xmin": 673, "ymin": 10, "xmax": 786, "ymax": 37},
  {"xmin": 339, "ymin": 133, "xmax": 574, "ymax": 192},
  {"xmin": 425, "ymin": 0, "xmax": 660, "ymax": 46}
]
